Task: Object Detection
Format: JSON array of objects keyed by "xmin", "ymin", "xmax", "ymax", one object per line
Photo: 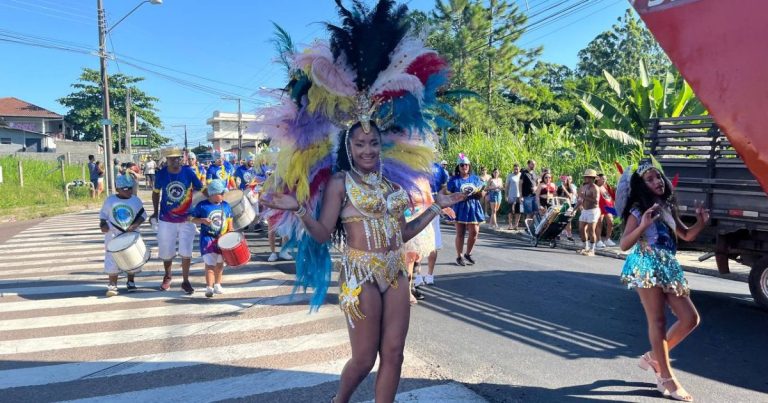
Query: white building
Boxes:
[{"xmin": 206, "ymin": 110, "xmax": 267, "ymax": 152}]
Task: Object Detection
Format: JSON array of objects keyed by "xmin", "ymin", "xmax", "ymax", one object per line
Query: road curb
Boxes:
[{"xmin": 468, "ymin": 223, "xmax": 750, "ymax": 284}]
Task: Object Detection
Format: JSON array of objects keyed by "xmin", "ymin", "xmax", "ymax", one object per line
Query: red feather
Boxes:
[
  {"xmin": 406, "ymin": 53, "xmax": 447, "ymax": 84},
  {"xmin": 614, "ymin": 161, "xmax": 624, "ymax": 174},
  {"xmin": 672, "ymin": 173, "xmax": 679, "ymax": 188}
]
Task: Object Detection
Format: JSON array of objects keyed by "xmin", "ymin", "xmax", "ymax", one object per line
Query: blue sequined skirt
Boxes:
[{"xmin": 620, "ymin": 244, "xmax": 690, "ymax": 297}]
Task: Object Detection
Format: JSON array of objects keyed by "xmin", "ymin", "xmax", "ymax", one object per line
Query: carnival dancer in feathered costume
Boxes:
[
  {"xmin": 258, "ymin": 1, "xmax": 465, "ymax": 401},
  {"xmin": 614, "ymin": 159, "xmax": 709, "ymax": 402}
]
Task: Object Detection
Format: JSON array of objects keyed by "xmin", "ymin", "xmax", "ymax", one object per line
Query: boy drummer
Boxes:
[
  {"xmin": 100, "ymin": 174, "xmax": 147, "ymax": 296},
  {"xmin": 190, "ymin": 180, "xmax": 234, "ymax": 298}
]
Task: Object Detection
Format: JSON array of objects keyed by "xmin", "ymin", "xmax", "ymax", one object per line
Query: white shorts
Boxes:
[
  {"xmin": 579, "ymin": 207, "xmax": 601, "ymax": 224},
  {"xmin": 203, "ymin": 253, "xmax": 224, "ymax": 266},
  {"xmin": 432, "ymin": 215, "xmax": 442, "ymax": 250},
  {"xmin": 157, "ymin": 220, "xmax": 197, "ymax": 260}
]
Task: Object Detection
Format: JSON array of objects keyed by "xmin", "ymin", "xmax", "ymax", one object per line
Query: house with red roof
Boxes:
[{"xmin": 0, "ymin": 97, "xmax": 69, "ymax": 152}]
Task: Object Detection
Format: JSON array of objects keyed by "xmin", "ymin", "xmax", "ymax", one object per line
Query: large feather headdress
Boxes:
[{"xmin": 252, "ymin": 0, "xmax": 452, "ymax": 310}]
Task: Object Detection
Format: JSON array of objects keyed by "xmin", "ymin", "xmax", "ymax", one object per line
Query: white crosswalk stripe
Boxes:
[{"xmin": 0, "ymin": 210, "xmax": 486, "ymax": 402}]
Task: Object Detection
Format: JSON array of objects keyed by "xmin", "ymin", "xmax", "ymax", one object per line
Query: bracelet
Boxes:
[
  {"xmin": 294, "ymin": 205, "xmax": 307, "ymax": 217},
  {"xmin": 429, "ymin": 203, "xmax": 442, "ymax": 215}
]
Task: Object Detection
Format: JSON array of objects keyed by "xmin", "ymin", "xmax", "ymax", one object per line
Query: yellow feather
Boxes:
[
  {"xmin": 274, "ymin": 140, "xmax": 332, "ymax": 202},
  {"xmin": 384, "ymin": 143, "xmax": 433, "ymax": 172}
]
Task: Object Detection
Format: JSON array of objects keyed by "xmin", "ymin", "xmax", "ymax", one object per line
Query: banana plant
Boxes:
[{"xmin": 576, "ymin": 60, "xmax": 706, "ymax": 147}]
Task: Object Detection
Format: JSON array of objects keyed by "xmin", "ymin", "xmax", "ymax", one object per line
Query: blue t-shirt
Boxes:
[
  {"xmin": 235, "ymin": 165, "xmax": 259, "ymax": 190},
  {"xmin": 154, "ymin": 166, "xmax": 203, "ymax": 223},
  {"xmin": 447, "ymin": 174, "xmax": 484, "ymax": 195},
  {"xmin": 192, "ymin": 200, "xmax": 233, "ymax": 255},
  {"xmin": 431, "ymin": 162, "xmax": 449, "ymax": 194},
  {"xmin": 88, "ymin": 161, "xmax": 98, "ymax": 181},
  {"xmin": 207, "ymin": 161, "xmax": 236, "ymax": 188}
]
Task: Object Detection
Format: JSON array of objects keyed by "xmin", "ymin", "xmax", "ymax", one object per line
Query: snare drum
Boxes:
[
  {"xmin": 218, "ymin": 232, "xmax": 251, "ymax": 267},
  {"xmin": 107, "ymin": 232, "xmax": 150, "ymax": 273},
  {"xmin": 224, "ymin": 190, "xmax": 257, "ymax": 230}
]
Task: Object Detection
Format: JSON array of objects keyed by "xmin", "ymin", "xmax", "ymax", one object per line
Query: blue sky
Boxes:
[{"xmin": 0, "ymin": 0, "xmax": 629, "ymax": 148}]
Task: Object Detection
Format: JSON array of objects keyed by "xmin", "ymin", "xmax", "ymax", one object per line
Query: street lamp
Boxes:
[
  {"xmin": 221, "ymin": 96, "xmax": 243, "ymax": 161},
  {"xmin": 97, "ymin": 0, "xmax": 161, "ymax": 194}
]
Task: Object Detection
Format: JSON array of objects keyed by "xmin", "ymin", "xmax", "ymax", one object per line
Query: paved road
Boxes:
[
  {"xmin": 0, "ymin": 207, "xmax": 483, "ymax": 403},
  {"xmin": 1, "ymin": 209, "xmax": 766, "ymax": 402},
  {"xmin": 407, "ymin": 226, "xmax": 768, "ymax": 402}
]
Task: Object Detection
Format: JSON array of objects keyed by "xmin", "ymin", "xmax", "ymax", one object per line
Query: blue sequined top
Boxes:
[{"xmin": 631, "ymin": 208, "xmax": 676, "ymax": 252}]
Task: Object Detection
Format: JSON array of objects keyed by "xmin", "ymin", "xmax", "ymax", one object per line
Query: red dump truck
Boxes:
[{"xmin": 646, "ymin": 117, "xmax": 768, "ymax": 309}]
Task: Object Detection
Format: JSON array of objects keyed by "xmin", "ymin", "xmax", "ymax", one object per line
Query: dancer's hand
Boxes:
[
  {"xmin": 694, "ymin": 200, "xmax": 710, "ymax": 223},
  {"xmin": 640, "ymin": 203, "xmax": 661, "ymax": 228},
  {"xmin": 435, "ymin": 192, "xmax": 467, "ymax": 208},
  {"xmin": 260, "ymin": 192, "xmax": 300, "ymax": 211}
]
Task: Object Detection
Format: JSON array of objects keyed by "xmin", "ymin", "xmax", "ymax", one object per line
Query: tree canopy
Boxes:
[{"xmin": 57, "ymin": 68, "xmax": 168, "ymax": 149}]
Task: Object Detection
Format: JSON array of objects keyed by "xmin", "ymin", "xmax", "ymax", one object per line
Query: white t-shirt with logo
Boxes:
[{"xmin": 100, "ymin": 194, "xmax": 147, "ymax": 233}]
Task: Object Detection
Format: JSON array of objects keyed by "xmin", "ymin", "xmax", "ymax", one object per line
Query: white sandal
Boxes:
[{"xmin": 656, "ymin": 377, "xmax": 694, "ymax": 401}]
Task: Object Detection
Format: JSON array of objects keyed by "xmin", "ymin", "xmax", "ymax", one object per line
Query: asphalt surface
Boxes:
[
  {"xmin": 407, "ymin": 225, "xmax": 768, "ymax": 402},
  {"xmin": 1, "ymin": 210, "xmax": 766, "ymax": 402}
]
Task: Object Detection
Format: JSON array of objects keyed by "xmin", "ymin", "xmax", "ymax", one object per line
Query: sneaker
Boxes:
[
  {"xmin": 463, "ymin": 253, "xmax": 476, "ymax": 265},
  {"xmin": 181, "ymin": 280, "xmax": 195, "ymax": 295},
  {"xmin": 605, "ymin": 239, "xmax": 616, "ymax": 247},
  {"xmin": 205, "ymin": 287, "xmax": 214, "ymax": 298},
  {"xmin": 213, "ymin": 284, "xmax": 224, "ymax": 294},
  {"xmin": 424, "ymin": 274, "xmax": 435, "ymax": 285},
  {"xmin": 160, "ymin": 275, "xmax": 172, "ymax": 291},
  {"xmin": 413, "ymin": 274, "xmax": 425, "ymax": 288},
  {"xmin": 412, "ymin": 287, "xmax": 425, "ymax": 300},
  {"xmin": 595, "ymin": 241, "xmax": 607, "ymax": 249},
  {"xmin": 267, "ymin": 252, "xmax": 278, "ymax": 262},
  {"xmin": 567, "ymin": 236, "xmax": 575, "ymax": 242},
  {"xmin": 456, "ymin": 256, "xmax": 466, "ymax": 266},
  {"xmin": 126, "ymin": 281, "xmax": 137, "ymax": 292},
  {"xmin": 278, "ymin": 250, "xmax": 293, "ymax": 260},
  {"xmin": 106, "ymin": 285, "xmax": 119, "ymax": 297}
]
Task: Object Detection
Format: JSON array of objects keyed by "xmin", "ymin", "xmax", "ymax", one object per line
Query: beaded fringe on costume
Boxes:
[
  {"xmin": 620, "ymin": 243, "xmax": 690, "ymax": 297},
  {"xmin": 338, "ymin": 247, "xmax": 407, "ymax": 327}
]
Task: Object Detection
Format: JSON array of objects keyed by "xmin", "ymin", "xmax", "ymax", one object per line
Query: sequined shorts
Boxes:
[{"xmin": 620, "ymin": 244, "xmax": 690, "ymax": 297}]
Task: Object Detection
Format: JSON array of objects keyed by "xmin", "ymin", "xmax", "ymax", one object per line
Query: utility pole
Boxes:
[
  {"xmin": 236, "ymin": 98, "xmax": 242, "ymax": 161},
  {"xmin": 125, "ymin": 88, "xmax": 132, "ymax": 157},
  {"xmin": 172, "ymin": 124, "xmax": 188, "ymax": 152},
  {"xmin": 97, "ymin": 0, "xmax": 114, "ymax": 194}
]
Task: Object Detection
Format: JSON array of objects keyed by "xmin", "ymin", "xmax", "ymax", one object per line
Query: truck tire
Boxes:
[{"xmin": 748, "ymin": 257, "xmax": 768, "ymax": 310}]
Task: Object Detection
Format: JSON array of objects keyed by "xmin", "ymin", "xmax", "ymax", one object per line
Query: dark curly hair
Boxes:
[{"xmin": 621, "ymin": 169, "xmax": 678, "ymax": 222}]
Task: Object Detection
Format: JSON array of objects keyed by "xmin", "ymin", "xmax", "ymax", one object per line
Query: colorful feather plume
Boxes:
[{"xmin": 257, "ymin": 0, "xmax": 452, "ymax": 312}]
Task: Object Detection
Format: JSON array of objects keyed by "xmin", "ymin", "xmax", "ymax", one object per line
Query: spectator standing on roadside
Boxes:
[
  {"xmin": 486, "ymin": 168, "xmax": 503, "ymax": 229},
  {"xmin": 88, "ymin": 154, "xmax": 98, "ymax": 198},
  {"xmin": 447, "ymin": 153, "xmax": 485, "ymax": 266},
  {"xmin": 596, "ymin": 173, "xmax": 617, "ymax": 247},
  {"xmin": 575, "ymin": 169, "xmax": 601, "ymax": 256},
  {"xmin": 520, "ymin": 159, "xmax": 539, "ymax": 220},
  {"xmin": 505, "ymin": 164, "xmax": 522, "ymax": 230},
  {"xmin": 557, "ymin": 175, "xmax": 577, "ymax": 240},
  {"xmin": 144, "ymin": 158, "xmax": 157, "ymax": 190},
  {"xmin": 478, "ymin": 166, "xmax": 491, "ymax": 216}
]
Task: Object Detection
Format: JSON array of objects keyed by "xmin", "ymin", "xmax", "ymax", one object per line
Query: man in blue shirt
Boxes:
[
  {"xmin": 234, "ymin": 153, "xmax": 259, "ymax": 191},
  {"xmin": 151, "ymin": 147, "xmax": 204, "ymax": 293},
  {"xmin": 88, "ymin": 154, "xmax": 98, "ymax": 198}
]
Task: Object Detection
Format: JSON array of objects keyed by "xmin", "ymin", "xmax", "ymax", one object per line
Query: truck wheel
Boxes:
[{"xmin": 749, "ymin": 258, "xmax": 768, "ymax": 310}]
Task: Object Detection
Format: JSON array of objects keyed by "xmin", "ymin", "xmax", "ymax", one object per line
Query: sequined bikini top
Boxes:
[
  {"xmin": 343, "ymin": 172, "xmax": 408, "ymax": 219},
  {"xmin": 341, "ymin": 171, "xmax": 409, "ymax": 250}
]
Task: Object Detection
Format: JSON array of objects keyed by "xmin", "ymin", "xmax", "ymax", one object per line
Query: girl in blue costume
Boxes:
[
  {"xmin": 616, "ymin": 160, "xmax": 709, "ymax": 402},
  {"xmin": 447, "ymin": 153, "xmax": 486, "ymax": 266}
]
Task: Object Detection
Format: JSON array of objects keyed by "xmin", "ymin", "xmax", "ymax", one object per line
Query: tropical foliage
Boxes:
[{"xmin": 58, "ymin": 68, "xmax": 168, "ymax": 149}]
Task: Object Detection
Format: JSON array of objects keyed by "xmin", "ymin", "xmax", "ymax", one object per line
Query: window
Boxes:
[{"xmin": 0, "ymin": 138, "xmax": 11, "ymax": 145}]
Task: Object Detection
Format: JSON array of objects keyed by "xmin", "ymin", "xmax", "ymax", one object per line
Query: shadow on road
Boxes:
[{"xmin": 417, "ymin": 268, "xmax": 768, "ymax": 396}]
